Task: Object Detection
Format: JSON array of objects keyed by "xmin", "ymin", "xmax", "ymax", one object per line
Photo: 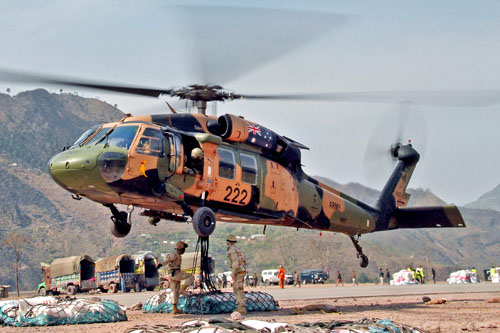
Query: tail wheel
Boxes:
[
  {"xmin": 192, "ymin": 207, "xmax": 216, "ymax": 237},
  {"xmin": 359, "ymin": 254, "xmax": 369, "ymax": 268}
]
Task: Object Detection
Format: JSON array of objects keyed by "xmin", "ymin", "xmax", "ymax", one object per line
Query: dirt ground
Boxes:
[{"xmin": 2, "ymin": 292, "xmax": 500, "ymax": 332}]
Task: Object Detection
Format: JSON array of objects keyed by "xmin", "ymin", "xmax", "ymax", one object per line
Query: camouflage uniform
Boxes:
[
  {"xmin": 160, "ymin": 248, "xmax": 194, "ymax": 305},
  {"xmin": 227, "ymin": 236, "xmax": 247, "ymax": 313}
]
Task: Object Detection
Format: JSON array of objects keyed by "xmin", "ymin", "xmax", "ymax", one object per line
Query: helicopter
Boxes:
[{"xmin": 1, "ymin": 73, "xmax": 460, "ymax": 268}]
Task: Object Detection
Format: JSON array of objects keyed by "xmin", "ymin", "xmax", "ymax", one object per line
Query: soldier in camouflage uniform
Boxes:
[
  {"xmin": 226, "ymin": 234, "xmax": 247, "ymax": 314},
  {"xmin": 157, "ymin": 241, "xmax": 194, "ymax": 315}
]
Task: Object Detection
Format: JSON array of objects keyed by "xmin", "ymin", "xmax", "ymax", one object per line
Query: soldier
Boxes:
[
  {"xmin": 227, "ymin": 234, "xmax": 247, "ymax": 314},
  {"xmin": 157, "ymin": 241, "xmax": 194, "ymax": 315},
  {"xmin": 293, "ymin": 271, "xmax": 301, "ymax": 288}
]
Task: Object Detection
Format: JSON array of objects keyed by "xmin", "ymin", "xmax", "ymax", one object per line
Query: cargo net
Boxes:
[
  {"xmin": 143, "ymin": 289, "xmax": 278, "ymax": 314},
  {"xmin": 124, "ymin": 318, "xmax": 428, "ymax": 333},
  {"xmin": 0, "ymin": 296, "xmax": 127, "ymax": 327}
]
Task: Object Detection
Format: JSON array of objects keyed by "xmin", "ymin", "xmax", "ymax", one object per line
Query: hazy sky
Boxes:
[{"xmin": 1, "ymin": 0, "xmax": 499, "ymax": 205}]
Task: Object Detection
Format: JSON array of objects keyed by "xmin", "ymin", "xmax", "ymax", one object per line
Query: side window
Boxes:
[
  {"xmin": 240, "ymin": 153, "xmax": 258, "ymax": 185},
  {"xmin": 218, "ymin": 148, "xmax": 235, "ymax": 179},
  {"xmin": 136, "ymin": 128, "xmax": 164, "ymax": 157}
]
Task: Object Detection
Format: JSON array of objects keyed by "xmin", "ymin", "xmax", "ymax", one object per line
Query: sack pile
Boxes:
[
  {"xmin": 390, "ymin": 270, "xmax": 416, "ymax": 286},
  {"xmin": 0, "ymin": 296, "xmax": 126, "ymax": 327},
  {"xmin": 447, "ymin": 270, "xmax": 478, "ymax": 284}
]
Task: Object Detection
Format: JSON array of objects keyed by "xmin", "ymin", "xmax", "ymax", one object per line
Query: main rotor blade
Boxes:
[
  {"xmin": 0, "ymin": 69, "xmax": 170, "ymax": 98},
  {"xmin": 174, "ymin": 5, "xmax": 347, "ymax": 84},
  {"xmin": 241, "ymin": 90, "xmax": 500, "ymax": 107}
]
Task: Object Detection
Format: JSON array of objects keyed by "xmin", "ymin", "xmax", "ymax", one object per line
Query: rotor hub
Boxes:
[{"xmin": 169, "ymin": 85, "xmax": 242, "ymax": 102}]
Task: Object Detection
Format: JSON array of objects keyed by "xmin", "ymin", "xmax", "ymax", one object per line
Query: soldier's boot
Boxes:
[
  {"xmin": 236, "ymin": 304, "xmax": 247, "ymax": 314},
  {"xmin": 172, "ymin": 304, "xmax": 181, "ymax": 315}
]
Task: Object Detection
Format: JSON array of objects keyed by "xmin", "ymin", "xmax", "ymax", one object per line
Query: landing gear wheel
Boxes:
[
  {"xmin": 359, "ymin": 254, "xmax": 369, "ymax": 268},
  {"xmin": 107, "ymin": 204, "xmax": 133, "ymax": 238},
  {"xmin": 192, "ymin": 207, "xmax": 216, "ymax": 237},
  {"xmin": 110, "ymin": 211, "xmax": 131, "ymax": 238}
]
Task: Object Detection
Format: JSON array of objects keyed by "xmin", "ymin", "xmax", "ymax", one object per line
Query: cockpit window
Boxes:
[
  {"xmin": 70, "ymin": 125, "xmax": 101, "ymax": 149},
  {"xmin": 136, "ymin": 128, "xmax": 164, "ymax": 157},
  {"xmin": 86, "ymin": 128, "xmax": 107, "ymax": 146},
  {"xmin": 100, "ymin": 125, "xmax": 139, "ymax": 150}
]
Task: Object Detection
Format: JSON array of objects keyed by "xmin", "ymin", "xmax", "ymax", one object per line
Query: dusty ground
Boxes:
[{"xmin": 2, "ymin": 292, "xmax": 500, "ymax": 332}]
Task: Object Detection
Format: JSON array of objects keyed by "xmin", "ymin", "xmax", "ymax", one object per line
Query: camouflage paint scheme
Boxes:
[{"xmin": 48, "ymin": 113, "xmax": 465, "ymax": 238}]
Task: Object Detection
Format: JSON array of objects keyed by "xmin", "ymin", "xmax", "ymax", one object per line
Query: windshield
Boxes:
[
  {"xmin": 70, "ymin": 125, "xmax": 101, "ymax": 149},
  {"xmin": 99, "ymin": 125, "xmax": 139, "ymax": 150}
]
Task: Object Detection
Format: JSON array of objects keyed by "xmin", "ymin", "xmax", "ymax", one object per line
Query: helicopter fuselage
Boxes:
[{"xmin": 48, "ymin": 113, "xmax": 377, "ymax": 236}]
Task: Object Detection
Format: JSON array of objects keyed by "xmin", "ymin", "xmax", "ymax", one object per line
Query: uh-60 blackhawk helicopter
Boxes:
[
  {"xmin": 2, "ymin": 68, "xmax": 471, "ymax": 268},
  {"xmin": 11, "ymin": 74, "xmax": 463, "ymax": 268}
]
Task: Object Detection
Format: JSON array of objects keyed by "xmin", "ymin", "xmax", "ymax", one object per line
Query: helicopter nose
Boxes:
[
  {"xmin": 48, "ymin": 149, "xmax": 100, "ymax": 191},
  {"xmin": 48, "ymin": 148, "xmax": 127, "ymax": 194}
]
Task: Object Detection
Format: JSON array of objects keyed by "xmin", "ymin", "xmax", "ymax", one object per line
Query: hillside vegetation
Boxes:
[{"xmin": 0, "ymin": 90, "xmax": 498, "ymax": 290}]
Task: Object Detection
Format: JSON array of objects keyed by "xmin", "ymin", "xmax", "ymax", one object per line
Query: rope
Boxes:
[{"xmin": 192, "ymin": 236, "xmax": 219, "ymax": 292}]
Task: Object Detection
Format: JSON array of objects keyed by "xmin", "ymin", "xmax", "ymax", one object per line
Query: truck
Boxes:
[
  {"xmin": 300, "ymin": 269, "xmax": 329, "ymax": 284},
  {"xmin": 95, "ymin": 254, "xmax": 137, "ymax": 293},
  {"xmin": 261, "ymin": 269, "xmax": 279, "ymax": 285},
  {"xmin": 38, "ymin": 255, "xmax": 96, "ymax": 295},
  {"xmin": 133, "ymin": 251, "xmax": 159, "ymax": 291}
]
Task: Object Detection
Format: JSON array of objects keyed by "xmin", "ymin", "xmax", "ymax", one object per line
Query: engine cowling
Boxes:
[{"xmin": 213, "ymin": 114, "xmax": 302, "ymax": 167}]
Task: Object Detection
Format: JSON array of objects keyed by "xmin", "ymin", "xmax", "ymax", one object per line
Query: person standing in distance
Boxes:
[
  {"xmin": 157, "ymin": 241, "xmax": 194, "ymax": 315},
  {"xmin": 278, "ymin": 265, "xmax": 286, "ymax": 289},
  {"xmin": 227, "ymin": 234, "xmax": 247, "ymax": 314}
]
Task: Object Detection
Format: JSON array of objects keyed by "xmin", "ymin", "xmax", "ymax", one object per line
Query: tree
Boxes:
[
  {"xmin": 3, "ymin": 232, "xmax": 31, "ymax": 297},
  {"xmin": 6, "ymin": 88, "xmax": 11, "ymax": 94}
]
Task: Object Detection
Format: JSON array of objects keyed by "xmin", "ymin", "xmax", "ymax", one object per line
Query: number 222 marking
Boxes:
[{"xmin": 223, "ymin": 186, "xmax": 248, "ymax": 205}]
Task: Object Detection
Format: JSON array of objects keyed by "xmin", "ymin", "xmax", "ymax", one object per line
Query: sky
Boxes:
[{"xmin": 1, "ymin": 0, "xmax": 499, "ymax": 205}]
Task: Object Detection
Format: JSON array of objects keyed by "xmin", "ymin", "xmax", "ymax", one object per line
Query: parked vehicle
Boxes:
[
  {"xmin": 301, "ymin": 269, "xmax": 329, "ymax": 284},
  {"xmin": 216, "ymin": 271, "xmax": 234, "ymax": 287},
  {"xmin": 261, "ymin": 269, "xmax": 279, "ymax": 285},
  {"xmin": 133, "ymin": 251, "xmax": 159, "ymax": 291},
  {"xmin": 37, "ymin": 255, "xmax": 96, "ymax": 295},
  {"xmin": 95, "ymin": 254, "xmax": 137, "ymax": 293},
  {"xmin": 285, "ymin": 274, "xmax": 294, "ymax": 285}
]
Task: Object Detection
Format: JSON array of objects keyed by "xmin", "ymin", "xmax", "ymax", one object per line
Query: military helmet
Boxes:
[
  {"xmin": 176, "ymin": 241, "xmax": 188, "ymax": 249},
  {"xmin": 191, "ymin": 148, "xmax": 204, "ymax": 159},
  {"xmin": 226, "ymin": 234, "xmax": 237, "ymax": 242}
]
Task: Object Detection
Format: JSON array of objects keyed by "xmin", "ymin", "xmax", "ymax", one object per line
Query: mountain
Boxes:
[
  {"xmin": 0, "ymin": 89, "xmax": 498, "ymax": 290},
  {"xmin": 465, "ymin": 184, "xmax": 500, "ymax": 211}
]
